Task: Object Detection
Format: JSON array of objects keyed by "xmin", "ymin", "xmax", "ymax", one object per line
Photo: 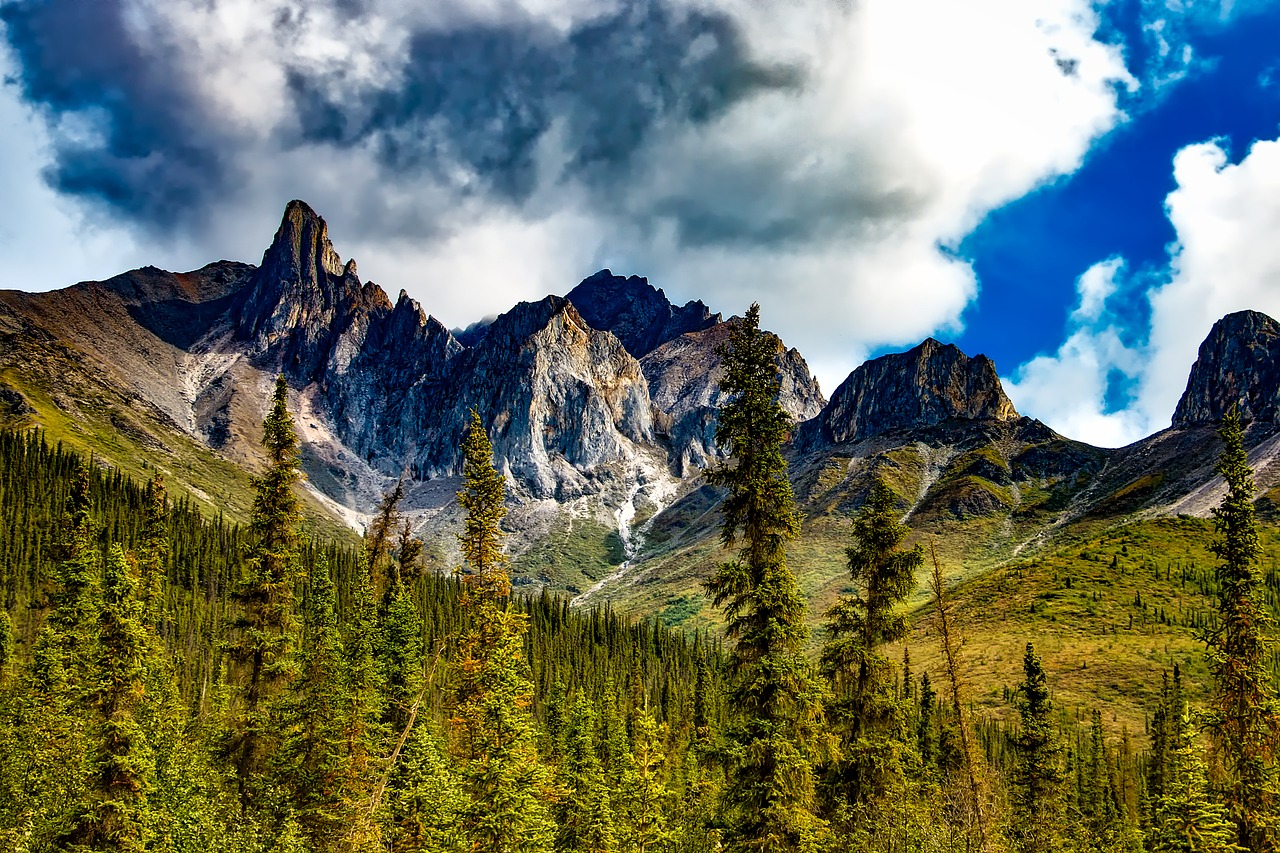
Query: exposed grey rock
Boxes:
[
  {"xmin": 566, "ymin": 269, "xmax": 720, "ymax": 358},
  {"xmin": 642, "ymin": 318, "xmax": 825, "ymax": 474},
  {"xmin": 803, "ymin": 338, "xmax": 1017, "ymax": 448},
  {"xmin": 1172, "ymin": 310, "xmax": 1280, "ymax": 427}
]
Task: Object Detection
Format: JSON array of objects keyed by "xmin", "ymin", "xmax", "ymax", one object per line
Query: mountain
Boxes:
[
  {"xmin": 800, "ymin": 337, "xmax": 1017, "ymax": 449},
  {"xmin": 3, "ymin": 198, "xmax": 1277, "ymax": 622},
  {"xmin": 642, "ymin": 318, "xmax": 826, "ymax": 475},
  {"xmin": 564, "ymin": 269, "xmax": 720, "ymax": 358}
]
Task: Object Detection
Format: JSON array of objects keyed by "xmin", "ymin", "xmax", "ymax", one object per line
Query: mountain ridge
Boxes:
[{"xmin": 2, "ymin": 198, "xmax": 1277, "ymax": 616}]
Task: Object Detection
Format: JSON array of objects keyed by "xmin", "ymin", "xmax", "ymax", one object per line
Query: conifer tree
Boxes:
[
  {"xmin": 821, "ymin": 478, "xmax": 921, "ymax": 812},
  {"xmin": 276, "ymin": 553, "xmax": 372, "ymax": 850},
  {"xmin": 69, "ymin": 543, "xmax": 155, "ymax": 851},
  {"xmin": 1153, "ymin": 709, "xmax": 1243, "ymax": 853},
  {"xmin": 38, "ymin": 466, "xmax": 101, "ymax": 692},
  {"xmin": 138, "ymin": 475, "xmax": 168, "ymax": 626},
  {"xmin": 377, "ymin": 575, "xmax": 425, "ymax": 733},
  {"xmin": 226, "ymin": 374, "xmax": 303, "ymax": 800},
  {"xmin": 385, "ymin": 724, "xmax": 468, "ymax": 853},
  {"xmin": 557, "ymin": 694, "xmax": 619, "ymax": 853},
  {"xmin": 367, "ymin": 479, "xmax": 406, "ymax": 594},
  {"xmin": 0, "ymin": 608, "xmax": 12, "ymax": 686},
  {"xmin": 2, "ymin": 468, "xmax": 99, "ymax": 849},
  {"xmin": 1204, "ymin": 410, "xmax": 1280, "ymax": 852},
  {"xmin": 704, "ymin": 304, "xmax": 827, "ymax": 853},
  {"xmin": 918, "ymin": 672, "xmax": 937, "ymax": 771},
  {"xmin": 449, "ymin": 409, "xmax": 556, "ymax": 853},
  {"xmin": 1011, "ymin": 642, "xmax": 1066, "ymax": 853},
  {"xmin": 619, "ymin": 709, "xmax": 673, "ymax": 853},
  {"xmin": 458, "ymin": 408, "xmax": 511, "ymax": 600}
]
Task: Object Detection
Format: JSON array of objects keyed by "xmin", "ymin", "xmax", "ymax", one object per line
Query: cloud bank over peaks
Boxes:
[{"xmin": 2, "ymin": 0, "xmax": 1132, "ymax": 394}]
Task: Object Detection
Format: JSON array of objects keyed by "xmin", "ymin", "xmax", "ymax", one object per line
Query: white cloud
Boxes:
[
  {"xmin": 1140, "ymin": 137, "xmax": 1280, "ymax": 423},
  {"xmin": 1005, "ymin": 259, "xmax": 1148, "ymax": 447},
  {"xmin": 1008, "ymin": 133, "xmax": 1280, "ymax": 446},
  {"xmin": 0, "ymin": 0, "xmax": 1135, "ymax": 396}
]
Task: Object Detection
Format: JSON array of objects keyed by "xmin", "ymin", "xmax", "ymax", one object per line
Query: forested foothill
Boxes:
[{"xmin": 1, "ymin": 310, "xmax": 1277, "ymax": 853}]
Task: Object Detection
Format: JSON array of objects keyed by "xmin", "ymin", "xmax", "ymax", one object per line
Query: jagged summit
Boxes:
[
  {"xmin": 808, "ymin": 337, "xmax": 1018, "ymax": 446},
  {"xmin": 1172, "ymin": 309, "xmax": 1280, "ymax": 428},
  {"xmin": 565, "ymin": 269, "xmax": 720, "ymax": 358}
]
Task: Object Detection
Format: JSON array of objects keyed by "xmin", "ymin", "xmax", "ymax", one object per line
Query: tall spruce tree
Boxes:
[
  {"xmin": 1011, "ymin": 642, "xmax": 1066, "ymax": 853},
  {"xmin": 68, "ymin": 543, "xmax": 155, "ymax": 851},
  {"xmin": 821, "ymin": 478, "xmax": 921, "ymax": 813},
  {"xmin": 138, "ymin": 475, "xmax": 168, "ymax": 626},
  {"xmin": 226, "ymin": 374, "xmax": 303, "ymax": 801},
  {"xmin": 704, "ymin": 304, "xmax": 828, "ymax": 853},
  {"xmin": 1204, "ymin": 410, "xmax": 1280, "ymax": 853},
  {"xmin": 276, "ymin": 553, "xmax": 373, "ymax": 850},
  {"xmin": 1153, "ymin": 703, "xmax": 1242, "ymax": 851},
  {"xmin": 556, "ymin": 694, "xmax": 618, "ymax": 853},
  {"xmin": 449, "ymin": 409, "xmax": 556, "ymax": 853}
]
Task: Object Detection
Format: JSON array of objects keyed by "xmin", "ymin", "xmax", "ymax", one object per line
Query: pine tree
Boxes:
[
  {"xmin": 68, "ymin": 543, "xmax": 155, "ymax": 851},
  {"xmin": 821, "ymin": 478, "xmax": 921, "ymax": 813},
  {"xmin": 557, "ymin": 694, "xmax": 619, "ymax": 853},
  {"xmin": 704, "ymin": 304, "xmax": 827, "ymax": 853},
  {"xmin": 1011, "ymin": 643, "xmax": 1066, "ymax": 853},
  {"xmin": 226, "ymin": 374, "xmax": 303, "ymax": 801},
  {"xmin": 276, "ymin": 553, "xmax": 372, "ymax": 850},
  {"xmin": 1204, "ymin": 410, "xmax": 1280, "ymax": 853},
  {"xmin": 1153, "ymin": 710, "xmax": 1243, "ymax": 853},
  {"xmin": 449, "ymin": 410, "xmax": 556, "ymax": 853}
]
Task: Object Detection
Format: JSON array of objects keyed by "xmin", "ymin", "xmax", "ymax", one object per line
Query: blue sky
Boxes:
[{"xmin": 1, "ymin": 0, "xmax": 1279, "ymax": 447}]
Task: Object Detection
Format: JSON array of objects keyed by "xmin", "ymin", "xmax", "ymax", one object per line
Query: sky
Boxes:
[{"xmin": 1, "ymin": 0, "xmax": 1279, "ymax": 448}]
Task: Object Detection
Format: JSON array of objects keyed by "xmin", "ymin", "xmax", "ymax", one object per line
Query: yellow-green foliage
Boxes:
[{"xmin": 907, "ymin": 517, "xmax": 1280, "ymax": 737}]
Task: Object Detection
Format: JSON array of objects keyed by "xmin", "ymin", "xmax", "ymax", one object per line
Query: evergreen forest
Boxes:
[{"xmin": 1, "ymin": 311, "xmax": 1278, "ymax": 853}]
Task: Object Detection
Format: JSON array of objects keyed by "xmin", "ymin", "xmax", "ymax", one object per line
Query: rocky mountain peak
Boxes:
[
  {"xmin": 235, "ymin": 201, "xmax": 378, "ymax": 377},
  {"xmin": 566, "ymin": 269, "xmax": 720, "ymax": 358},
  {"xmin": 1172, "ymin": 309, "xmax": 1280, "ymax": 427},
  {"xmin": 641, "ymin": 317, "xmax": 825, "ymax": 474},
  {"xmin": 808, "ymin": 337, "xmax": 1018, "ymax": 446}
]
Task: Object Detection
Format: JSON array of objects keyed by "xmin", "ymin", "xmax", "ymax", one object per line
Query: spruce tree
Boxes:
[
  {"xmin": 69, "ymin": 543, "xmax": 155, "ymax": 851},
  {"xmin": 821, "ymin": 478, "xmax": 921, "ymax": 812},
  {"xmin": 704, "ymin": 304, "xmax": 827, "ymax": 853},
  {"xmin": 1204, "ymin": 410, "xmax": 1280, "ymax": 852},
  {"xmin": 138, "ymin": 475, "xmax": 168, "ymax": 626},
  {"xmin": 226, "ymin": 374, "xmax": 303, "ymax": 800},
  {"xmin": 385, "ymin": 724, "xmax": 468, "ymax": 853},
  {"xmin": 1153, "ymin": 709, "xmax": 1243, "ymax": 853},
  {"xmin": 449, "ymin": 410, "xmax": 556, "ymax": 853},
  {"xmin": 1011, "ymin": 642, "xmax": 1066, "ymax": 853},
  {"xmin": 0, "ymin": 608, "xmax": 12, "ymax": 687},
  {"xmin": 619, "ymin": 709, "xmax": 673, "ymax": 853},
  {"xmin": 276, "ymin": 553, "xmax": 372, "ymax": 850},
  {"xmin": 557, "ymin": 694, "xmax": 619, "ymax": 853}
]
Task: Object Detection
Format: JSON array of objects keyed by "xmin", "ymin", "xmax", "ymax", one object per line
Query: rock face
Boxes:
[
  {"xmin": 642, "ymin": 319, "xmax": 825, "ymax": 474},
  {"xmin": 1172, "ymin": 310, "xmax": 1280, "ymax": 427},
  {"xmin": 806, "ymin": 338, "xmax": 1018, "ymax": 447},
  {"xmin": 230, "ymin": 204, "xmax": 656, "ymax": 500},
  {"xmin": 565, "ymin": 270, "xmax": 720, "ymax": 358}
]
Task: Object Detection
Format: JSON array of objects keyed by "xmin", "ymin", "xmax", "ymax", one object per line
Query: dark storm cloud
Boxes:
[
  {"xmin": 0, "ymin": 0, "xmax": 239, "ymax": 224},
  {"xmin": 1, "ymin": 0, "xmax": 803, "ymax": 227},
  {"xmin": 288, "ymin": 1, "xmax": 804, "ymax": 201}
]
